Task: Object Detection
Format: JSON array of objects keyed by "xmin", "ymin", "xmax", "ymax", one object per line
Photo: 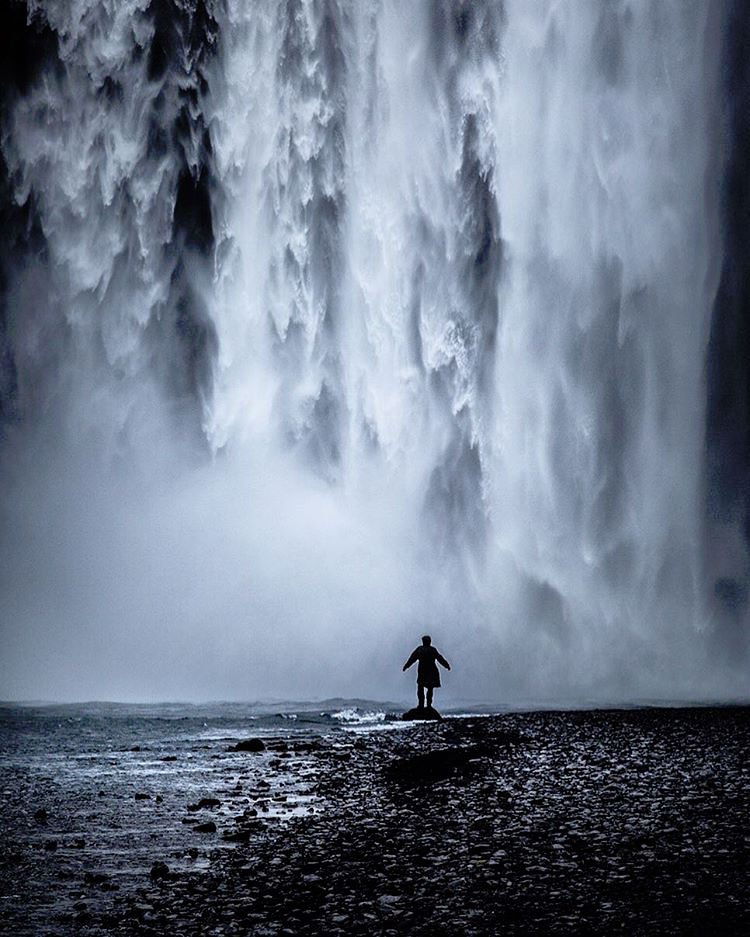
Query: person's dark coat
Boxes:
[{"xmin": 403, "ymin": 645, "xmax": 450, "ymax": 688}]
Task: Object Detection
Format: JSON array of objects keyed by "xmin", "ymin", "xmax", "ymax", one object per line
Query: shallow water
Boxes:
[{"xmin": 0, "ymin": 700, "xmax": 399, "ymax": 931}]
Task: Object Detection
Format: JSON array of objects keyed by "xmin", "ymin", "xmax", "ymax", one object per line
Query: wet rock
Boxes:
[
  {"xmin": 194, "ymin": 821, "xmax": 217, "ymax": 834},
  {"xmin": 403, "ymin": 706, "xmax": 443, "ymax": 721},
  {"xmin": 135, "ymin": 792, "xmax": 151, "ymax": 800},
  {"xmin": 222, "ymin": 829, "xmax": 252, "ymax": 843},
  {"xmin": 4, "ymin": 849, "xmax": 23, "ymax": 867},
  {"xmin": 386, "ymin": 746, "xmax": 487, "ymax": 784},
  {"xmin": 230, "ymin": 738, "xmax": 266, "ymax": 753},
  {"xmin": 187, "ymin": 797, "xmax": 221, "ymax": 811},
  {"xmin": 150, "ymin": 862, "xmax": 170, "ymax": 882},
  {"xmin": 378, "ymin": 894, "xmax": 400, "ymax": 907}
]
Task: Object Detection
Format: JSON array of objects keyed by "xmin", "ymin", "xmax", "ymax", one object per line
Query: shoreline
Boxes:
[
  {"xmin": 1, "ymin": 706, "xmax": 748, "ymax": 935},
  {"xmin": 3, "ymin": 696, "xmax": 749, "ymax": 711}
]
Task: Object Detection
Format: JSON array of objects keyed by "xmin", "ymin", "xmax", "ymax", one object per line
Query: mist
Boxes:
[{"xmin": 0, "ymin": 0, "xmax": 748, "ymax": 704}]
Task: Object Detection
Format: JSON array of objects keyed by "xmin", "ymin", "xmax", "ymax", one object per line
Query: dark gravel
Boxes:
[{"xmin": 2, "ymin": 707, "xmax": 748, "ymax": 935}]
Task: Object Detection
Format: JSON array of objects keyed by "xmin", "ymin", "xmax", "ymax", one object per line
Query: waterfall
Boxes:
[{"xmin": 0, "ymin": 0, "xmax": 745, "ymax": 702}]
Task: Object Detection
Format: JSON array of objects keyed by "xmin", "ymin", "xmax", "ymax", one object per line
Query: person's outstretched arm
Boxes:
[
  {"xmin": 402, "ymin": 649, "xmax": 419, "ymax": 671},
  {"xmin": 436, "ymin": 651, "xmax": 450, "ymax": 670}
]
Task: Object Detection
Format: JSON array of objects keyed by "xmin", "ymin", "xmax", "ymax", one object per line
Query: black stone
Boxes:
[
  {"xmin": 150, "ymin": 862, "xmax": 170, "ymax": 882},
  {"xmin": 386, "ymin": 746, "xmax": 487, "ymax": 784},
  {"xmin": 229, "ymin": 738, "xmax": 266, "ymax": 752},
  {"xmin": 403, "ymin": 706, "xmax": 443, "ymax": 721}
]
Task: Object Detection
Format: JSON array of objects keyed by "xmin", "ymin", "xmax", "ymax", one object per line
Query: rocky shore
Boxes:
[{"xmin": 2, "ymin": 707, "xmax": 748, "ymax": 935}]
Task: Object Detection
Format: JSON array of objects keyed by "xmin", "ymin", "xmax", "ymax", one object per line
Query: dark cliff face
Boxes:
[
  {"xmin": 705, "ymin": 1, "xmax": 750, "ymax": 630},
  {"xmin": 0, "ymin": 0, "xmax": 220, "ymax": 440},
  {"xmin": 707, "ymin": 0, "xmax": 750, "ymax": 533},
  {"xmin": 0, "ymin": 1, "xmax": 57, "ymax": 435}
]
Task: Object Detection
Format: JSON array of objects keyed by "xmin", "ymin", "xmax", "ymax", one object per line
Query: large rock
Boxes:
[
  {"xmin": 187, "ymin": 797, "xmax": 221, "ymax": 811},
  {"xmin": 150, "ymin": 861, "xmax": 170, "ymax": 882},
  {"xmin": 386, "ymin": 745, "xmax": 486, "ymax": 784},
  {"xmin": 229, "ymin": 738, "xmax": 266, "ymax": 752},
  {"xmin": 402, "ymin": 706, "xmax": 442, "ymax": 721}
]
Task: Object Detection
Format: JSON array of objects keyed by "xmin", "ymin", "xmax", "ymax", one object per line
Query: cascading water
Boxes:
[{"xmin": 0, "ymin": 0, "xmax": 746, "ymax": 702}]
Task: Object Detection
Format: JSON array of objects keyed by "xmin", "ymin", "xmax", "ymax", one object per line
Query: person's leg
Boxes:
[
  {"xmin": 426, "ymin": 686, "xmax": 433, "ymax": 709},
  {"xmin": 417, "ymin": 684, "xmax": 425, "ymax": 708}
]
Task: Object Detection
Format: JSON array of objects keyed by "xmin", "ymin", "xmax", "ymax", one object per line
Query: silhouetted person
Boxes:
[{"xmin": 402, "ymin": 635, "xmax": 450, "ymax": 709}]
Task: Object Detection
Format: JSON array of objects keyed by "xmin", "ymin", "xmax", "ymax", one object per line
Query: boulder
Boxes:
[
  {"xmin": 386, "ymin": 745, "xmax": 486, "ymax": 784},
  {"xmin": 229, "ymin": 738, "xmax": 266, "ymax": 752},
  {"xmin": 150, "ymin": 862, "xmax": 170, "ymax": 882},
  {"xmin": 402, "ymin": 706, "xmax": 442, "ymax": 721},
  {"xmin": 187, "ymin": 797, "xmax": 221, "ymax": 811}
]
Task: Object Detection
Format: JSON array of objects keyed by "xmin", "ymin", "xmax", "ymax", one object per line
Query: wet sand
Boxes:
[{"xmin": 1, "ymin": 707, "xmax": 748, "ymax": 935}]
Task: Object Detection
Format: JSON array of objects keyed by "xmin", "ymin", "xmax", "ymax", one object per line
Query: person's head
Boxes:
[{"xmin": 421, "ymin": 634, "xmax": 431, "ymax": 646}]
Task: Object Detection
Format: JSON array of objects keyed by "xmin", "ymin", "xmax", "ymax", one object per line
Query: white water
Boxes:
[{"xmin": 1, "ymin": 1, "xmax": 742, "ymax": 702}]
